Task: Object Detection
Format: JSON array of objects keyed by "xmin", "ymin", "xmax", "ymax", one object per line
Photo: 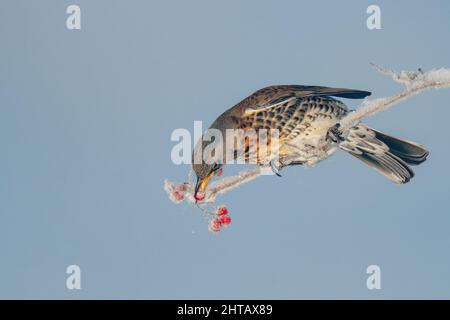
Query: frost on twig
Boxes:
[
  {"xmin": 165, "ymin": 167, "xmax": 263, "ymax": 205},
  {"xmin": 338, "ymin": 64, "xmax": 450, "ymax": 133},
  {"xmin": 165, "ymin": 65, "xmax": 450, "ymax": 228}
]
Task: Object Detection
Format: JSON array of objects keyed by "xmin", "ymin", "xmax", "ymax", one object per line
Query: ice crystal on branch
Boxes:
[{"xmin": 338, "ymin": 65, "xmax": 450, "ymax": 133}]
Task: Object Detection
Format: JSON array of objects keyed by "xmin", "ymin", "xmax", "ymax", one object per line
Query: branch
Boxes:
[
  {"xmin": 165, "ymin": 167, "xmax": 264, "ymax": 205},
  {"xmin": 338, "ymin": 65, "xmax": 450, "ymax": 133}
]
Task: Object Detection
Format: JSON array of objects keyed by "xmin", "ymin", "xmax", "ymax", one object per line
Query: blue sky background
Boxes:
[{"xmin": 1, "ymin": 0, "xmax": 450, "ymax": 299}]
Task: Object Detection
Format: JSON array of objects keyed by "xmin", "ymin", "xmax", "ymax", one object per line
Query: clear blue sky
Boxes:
[{"xmin": 1, "ymin": 0, "xmax": 449, "ymax": 299}]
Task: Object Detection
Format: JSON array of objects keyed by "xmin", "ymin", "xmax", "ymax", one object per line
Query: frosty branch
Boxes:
[{"xmin": 338, "ymin": 64, "xmax": 450, "ymax": 133}]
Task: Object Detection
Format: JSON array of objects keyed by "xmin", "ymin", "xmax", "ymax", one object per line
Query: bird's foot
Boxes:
[
  {"xmin": 327, "ymin": 124, "xmax": 344, "ymax": 143},
  {"xmin": 269, "ymin": 159, "xmax": 282, "ymax": 177}
]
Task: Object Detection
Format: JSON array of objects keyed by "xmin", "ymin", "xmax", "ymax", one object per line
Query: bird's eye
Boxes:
[{"xmin": 213, "ymin": 163, "xmax": 220, "ymax": 171}]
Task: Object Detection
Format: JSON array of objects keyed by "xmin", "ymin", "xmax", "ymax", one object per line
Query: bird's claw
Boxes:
[
  {"xmin": 270, "ymin": 159, "xmax": 282, "ymax": 177},
  {"xmin": 327, "ymin": 124, "xmax": 344, "ymax": 143}
]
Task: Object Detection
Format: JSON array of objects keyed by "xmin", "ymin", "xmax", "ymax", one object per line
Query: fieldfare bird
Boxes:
[{"xmin": 192, "ymin": 85, "xmax": 429, "ymax": 200}]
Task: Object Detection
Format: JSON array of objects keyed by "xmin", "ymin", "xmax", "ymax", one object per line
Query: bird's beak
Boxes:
[{"xmin": 194, "ymin": 172, "xmax": 214, "ymax": 201}]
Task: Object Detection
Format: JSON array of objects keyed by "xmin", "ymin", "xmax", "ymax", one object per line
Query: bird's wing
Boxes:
[
  {"xmin": 272, "ymin": 85, "xmax": 371, "ymax": 99},
  {"xmin": 241, "ymin": 85, "xmax": 371, "ymax": 116}
]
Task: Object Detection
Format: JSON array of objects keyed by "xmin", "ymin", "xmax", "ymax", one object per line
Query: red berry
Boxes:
[
  {"xmin": 208, "ymin": 219, "xmax": 222, "ymax": 232},
  {"xmin": 216, "ymin": 168, "xmax": 223, "ymax": 177},
  {"xmin": 172, "ymin": 191, "xmax": 184, "ymax": 201},
  {"xmin": 218, "ymin": 215, "xmax": 231, "ymax": 225},
  {"xmin": 217, "ymin": 206, "xmax": 228, "ymax": 216},
  {"xmin": 194, "ymin": 190, "xmax": 205, "ymax": 201}
]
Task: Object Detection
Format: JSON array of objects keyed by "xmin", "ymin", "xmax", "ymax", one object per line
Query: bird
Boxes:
[{"xmin": 191, "ymin": 85, "xmax": 429, "ymax": 200}]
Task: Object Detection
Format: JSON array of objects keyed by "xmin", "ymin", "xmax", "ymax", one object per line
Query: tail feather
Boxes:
[
  {"xmin": 349, "ymin": 149, "xmax": 415, "ymax": 184},
  {"xmin": 340, "ymin": 125, "xmax": 429, "ymax": 184},
  {"xmin": 370, "ymin": 128, "xmax": 429, "ymax": 165}
]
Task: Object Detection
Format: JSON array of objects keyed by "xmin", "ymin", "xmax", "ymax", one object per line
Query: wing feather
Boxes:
[{"xmin": 241, "ymin": 85, "xmax": 370, "ymax": 116}]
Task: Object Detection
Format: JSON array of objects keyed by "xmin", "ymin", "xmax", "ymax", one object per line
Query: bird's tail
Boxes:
[{"xmin": 339, "ymin": 124, "xmax": 429, "ymax": 184}]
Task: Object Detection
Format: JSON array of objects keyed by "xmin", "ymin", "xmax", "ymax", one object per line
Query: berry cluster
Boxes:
[
  {"xmin": 208, "ymin": 205, "xmax": 232, "ymax": 233},
  {"xmin": 168, "ymin": 183, "xmax": 232, "ymax": 233}
]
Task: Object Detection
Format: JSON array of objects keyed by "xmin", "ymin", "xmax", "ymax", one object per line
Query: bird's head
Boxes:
[
  {"xmin": 191, "ymin": 114, "xmax": 232, "ymax": 201},
  {"xmin": 193, "ymin": 162, "xmax": 222, "ymax": 201}
]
